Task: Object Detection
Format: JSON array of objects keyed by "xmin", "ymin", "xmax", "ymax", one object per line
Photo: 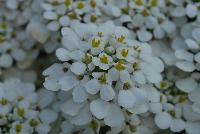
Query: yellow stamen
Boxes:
[
  {"xmin": 77, "ymin": 1, "xmax": 84, "ymax": 9},
  {"xmin": 91, "ymin": 39, "xmax": 100, "ymax": 48},
  {"xmin": 82, "ymin": 54, "xmax": 92, "ymax": 64},
  {"xmin": 29, "ymin": 119, "xmax": 39, "ymax": 127},
  {"xmin": 178, "ymin": 95, "xmax": 187, "ymax": 103},
  {"xmin": 121, "ymin": 49, "xmax": 129, "ymax": 57},
  {"xmin": 0, "ymin": 98, "xmax": 8, "ymax": 105},
  {"xmin": 90, "ymin": 120, "xmax": 98, "ymax": 131},
  {"xmin": 98, "ymin": 74, "xmax": 107, "ymax": 84},
  {"xmin": 115, "ymin": 61, "xmax": 126, "ymax": 71},
  {"xmin": 17, "ymin": 108, "xmax": 25, "ymax": 117},
  {"xmin": 132, "ymin": 62, "xmax": 140, "ymax": 71},
  {"xmin": 97, "ymin": 32, "xmax": 103, "ymax": 37},
  {"xmin": 68, "ymin": 12, "xmax": 77, "ymax": 19},
  {"xmin": 135, "ymin": 0, "xmax": 143, "ymax": 6},
  {"xmin": 100, "ymin": 55, "xmax": 109, "ymax": 64},
  {"xmin": 150, "ymin": 0, "xmax": 158, "ymax": 7},
  {"xmin": 90, "ymin": 15, "xmax": 97, "ymax": 22},
  {"xmin": 64, "ymin": 0, "xmax": 71, "ymax": 7},
  {"xmin": 117, "ymin": 35, "xmax": 125, "ymax": 43},
  {"xmin": 141, "ymin": 10, "xmax": 150, "ymax": 17},
  {"xmin": 15, "ymin": 124, "xmax": 22, "ymax": 133},
  {"xmin": 90, "ymin": 0, "xmax": 96, "ymax": 8}
]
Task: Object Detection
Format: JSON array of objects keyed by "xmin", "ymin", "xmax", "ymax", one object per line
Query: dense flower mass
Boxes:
[
  {"xmin": 0, "ymin": 78, "xmax": 57, "ymax": 134},
  {"xmin": 0, "ymin": 0, "xmax": 200, "ymax": 133}
]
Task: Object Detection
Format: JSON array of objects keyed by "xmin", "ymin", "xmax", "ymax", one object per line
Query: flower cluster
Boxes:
[
  {"xmin": 0, "ymin": 0, "xmax": 200, "ymax": 134},
  {"xmin": 0, "ymin": 78, "xmax": 57, "ymax": 134}
]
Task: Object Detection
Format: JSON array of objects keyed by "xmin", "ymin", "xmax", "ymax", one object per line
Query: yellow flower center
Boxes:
[
  {"xmin": 90, "ymin": 15, "xmax": 97, "ymax": 22},
  {"xmin": 68, "ymin": 12, "xmax": 77, "ymax": 19},
  {"xmin": 0, "ymin": 35, "xmax": 5, "ymax": 43},
  {"xmin": 100, "ymin": 55, "xmax": 109, "ymax": 64},
  {"xmin": 168, "ymin": 110, "xmax": 176, "ymax": 117},
  {"xmin": 82, "ymin": 54, "xmax": 92, "ymax": 64},
  {"xmin": 77, "ymin": 1, "xmax": 84, "ymax": 9},
  {"xmin": 17, "ymin": 108, "xmax": 25, "ymax": 117},
  {"xmin": 90, "ymin": 120, "xmax": 98, "ymax": 131},
  {"xmin": 64, "ymin": 0, "xmax": 71, "ymax": 7},
  {"xmin": 178, "ymin": 95, "xmax": 187, "ymax": 103},
  {"xmin": 97, "ymin": 32, "xmax": 103, "ymax": 37},
  {"xmin": 0, "ymin": 98, "xmax": 8, "ymax": 105},
  {"xmin": 90, "ymin": 0, "xmax": 96, "ymax": 8},
  {"xmin": 123, "ymin": 82, "xmax": 130, "ymax": 90},
  {"xmin": 91, "ymin": 39, "xmax": 101, "ymax": 48},
  {"xmin": 135, "ymin": 0, "xmax": 143, "ymax": 6},
  {"xmin": 141, "ymin": 10, "xmax": 150, "ymax": 17},
  {"xmin": 29, "ymin": 119, "xmax": 39, "ymax": 127},
  {"xmin": 117, "ymin": 35, "xmax": 125, "ymax": 43},
  {"xmin": 150, "ymin": 0, "xmax": 158, "ymax": 7},
  {"xmin": 159, "ymin": 81, "xmax": 169, "ymax": 89},
  {"xmin": 15, "ymin": 124, "xmax": 22, "ymax": 133},
  {"xmin": 17, "ymin": 96, "xmax": 24, "ymax": 101},
  {"xmin": 115, "ymin": 61, "xmax": 126, "ymax": 71},
  {"xmin": 121, "ymin": 49, "xmax": 129, "ymax": 57},
  {"xmin": 98, "ymin": 74, "xmax": 107, "ymax": 84},
  {"xmin": 129, "ymin": 125, "xmax": 137, "ymax": 133},
  {"xmin": 132, "ymin": 62, "xmax": 140, "ymax": 71}
]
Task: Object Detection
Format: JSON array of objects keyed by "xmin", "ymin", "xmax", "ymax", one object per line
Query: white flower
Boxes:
[{"xmin": 92, "ymin": 53, "xmax": 113, "ymax": 70}]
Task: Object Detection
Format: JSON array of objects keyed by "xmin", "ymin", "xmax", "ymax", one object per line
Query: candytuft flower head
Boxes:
[{"xmin": 43, "ymin": 21, "xmax": 164, "ymax": 130}]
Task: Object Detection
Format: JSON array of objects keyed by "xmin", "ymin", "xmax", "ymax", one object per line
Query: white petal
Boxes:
[
  {"xmin": 59, "ymin": 16, "xmax": 70, "ymax": 26},
  {"xmin": 171, "ymin": 7, "xmax": 185, "ymax": 17},
  {"xmin": 47, "ymin": 21, "xmax": 60, "ymax": 31},
  {"xmin": 59, "ymin": 76, "xmax": 78, "ymax": 91},
  {"xmin": 189, "ymin": 88, "xmax": 200, "ymax": 102},
  {"xmin": 70, "ymin": 62, "xmax": 86, "ymax": 75},
  {"xmin": 137, "ymin": 30, "xmax": 152, "ymax": 42},
  {"xmin": 69, "ymin": 105, "xmax": 92, "ymax": 125},
  {"xmin": 186, "ymin": 4, "xmax": 197, "ymax": 18},
  {"xmin": 132, "ymin": 71, "xmax": 146, "ymax": 84},
  {"xmin": 100, "ymin": 85, "xmax": 115, "ymax": 101},
  {"xmin": 39, "ymin": 109, "xmax": 58, "ymax": 124},
  {"xmin": 56, "ymin": 48, "xmax": 70, "ymax": 61},
  {"xmin": 120, "ymin": 70, "xmax": 131, "ymax": 83},
  {"xmin": 170, "ymin": 119, "xmax": 185, "ymax": 132},
  {"xmin": 194, "ymin": 53, "xmax": 200, "ymax": 63},
  {"xmin": 192, "ymin": 28, "xmax": 200, "ymax": 42},
  {"xmin": 183, "ymin": 104, "xmax": 200, "ymax": 121},
  {"xmin": 61, "ymin": 99, "xmax": 85, "ymax": 116},
  {"xmin": 146, "ymin": 72, "xmax": 162, "ymax": 84},
  {"xmin": 192, "ymin": 102, "xmax": 200, "ymax": 114},
  {"xmin": 0, "ymin": 54, "xmax": 13, "ymax": 68},
  {"xmin": 175, "ymin": 50, "xmax": 193, "ymax": 62},
  {"xmin": 108, "ymin": 68, "xmax": 119, "ymax": 82},
  {"xmin": 90, "ymin": 99, "xmax": 110, "ymax": 119},
  {"xmin": 155, "ymin": 112, "xmax": 172, "ymax": 129},
  {"xmin": 161, "ymin": 20, "xmax": 176, "ymax": 33},
  {"xmin": 84, "ymin": 79, "xmax": 100, "ymax": 95},
  {"xmin": 186, "ymin": 39, "xmax": 199, "ymax": 50},
  {"xmin": 145, "ymin": 86, "xmax": 160, "ymax": 102},
  {"xmin": 62, "ymin": 35, "xmax": 79, "ymax": 51},
  {"xmin": 43, "ymin": 11, "xmax": 57, "ymax": 20},
  {"xmin": 176, "ymin": 61, "xmax": 195, "ymax": 72},
  {"xmin": 72, "ymin": 86, "xmax": 88, "ymax": 103},
  {"xmin": 149, "ymin": 102, "xmax": 162, "ymax": 114},
  {"xmin": 176, "ymin": 78, "xmax": 197, "ymax": 93},
  {"xmin": 185, "ymin": 122, "xmax": 200, "ymax": 134},
  {"xmin": 104, "ymin": 104, "xmax": 124, "ymax": 127},
  {"xmin": 118, "ymin": 90, "xmax": 135, "ymax": 108}
]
